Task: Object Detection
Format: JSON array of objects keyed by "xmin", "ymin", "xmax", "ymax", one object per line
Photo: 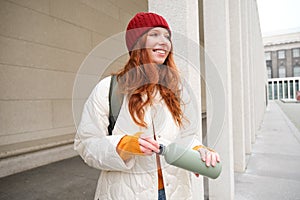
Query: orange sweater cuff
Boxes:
[
  {"xmin": 117, "ymin": 132, "xmax": 143, "ymax": 161},
  {"xmin": 193, "ymin": 145, "xmax": 215, "ymax": 152}
]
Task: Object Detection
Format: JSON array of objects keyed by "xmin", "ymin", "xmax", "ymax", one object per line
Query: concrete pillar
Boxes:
[
  {"xmin": 251, "ymin": 0, "xmax": 267, "ymax": 131},
  {"xmin": 229, "ymin": 0, "xmax": 246, "ymax": 172},
  {"xmin": 240, "ymin": 0, "xmax": 252, "ymax": 154},
  {"xmin": 249, "ymin": 0, "xmax": 256, "ymax": 144},
  {"xmin": 203, "ymin": 0, "xmax": 234, "ymax": 199},
  {"xmin": 148, "ymin": 1, "xmax": 203, "ymax": 200}
]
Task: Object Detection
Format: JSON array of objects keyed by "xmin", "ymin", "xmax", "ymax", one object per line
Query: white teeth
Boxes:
[{"xmin": 155, "ymin": 49, "xmax": 166, "ymax": 54}]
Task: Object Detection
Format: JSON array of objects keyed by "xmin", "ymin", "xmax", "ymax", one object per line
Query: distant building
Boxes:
[
  {"xmin": 263, "ymin": 32, "xmax": 300, "ymax": 78},
  {"xmin": 263, "ymin": 32, "xmax": 300, "ymax": 100}
]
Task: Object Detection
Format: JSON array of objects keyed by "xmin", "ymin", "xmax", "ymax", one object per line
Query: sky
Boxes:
[{"xmin": 257, "ymin": 0, "xmax": 300, "ymax": 36}]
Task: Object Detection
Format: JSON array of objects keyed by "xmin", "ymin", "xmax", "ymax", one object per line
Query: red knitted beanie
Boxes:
[{"xmin": 125, "ymin": 12, "xmax": 171, "ymax": 52}]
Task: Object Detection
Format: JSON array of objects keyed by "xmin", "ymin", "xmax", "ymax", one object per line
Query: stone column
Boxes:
[
  {"xmin": 229, "ymin": 0, "xmax": 246, "ymax": 172},
  {"xmin": 240, "ymin": 0, "xmax": 252, "ymax": 154},
  {"xmin": 252, "ymin": 0, "xmax": 267, "ymax": 134},
  {"xmin": 249, "ymin": 0, "xmax": 257, "ymax": 144},
  {"xmin": 148, "ymin": 1, "xmax": 203, "ymax": 200},
  {"xmin": 203, "ymin": 0, "xmax": 234, "ymax": 199}
]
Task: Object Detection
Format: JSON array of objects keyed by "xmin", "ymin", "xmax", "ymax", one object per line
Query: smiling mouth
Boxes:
[{"xmin": 153, "ymin": 49, "xmax": 167, "ymax": 55}]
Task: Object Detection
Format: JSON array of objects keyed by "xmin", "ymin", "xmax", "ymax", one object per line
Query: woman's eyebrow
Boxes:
[
  {"xmin": 149, "ymin": 29, "xmax": 159, "ymax": 33},
  {"xmin": 149, "ymin": 29, "xmax": 169, "ymax": 35}
]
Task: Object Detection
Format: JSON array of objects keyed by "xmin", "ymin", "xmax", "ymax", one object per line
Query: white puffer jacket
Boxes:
[{"xmin": 74, "ymin": 76, "xmax": 202, "ymax": 200}]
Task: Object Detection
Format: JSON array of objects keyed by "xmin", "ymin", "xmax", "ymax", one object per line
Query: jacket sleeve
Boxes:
[{"xmin": 74, "ymin": 76, "xmax": 135, "ymax": 171}]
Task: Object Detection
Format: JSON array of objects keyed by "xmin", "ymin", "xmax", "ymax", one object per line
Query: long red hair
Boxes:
[{"xmin": 116, "ymin": 34, "xmax": 183, "ymax": 128}]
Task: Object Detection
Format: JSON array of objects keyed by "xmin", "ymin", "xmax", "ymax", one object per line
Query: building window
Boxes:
[
  {"xmin": 278, "ymin": 65, "xmax": 286, "ymax": 78},
  {"xmin": 278, "ymin": 50, "xmax": 285, "ymax": 59},
  {"xmin": 265, "ymin": 52, "xmax": 271, "ymax": 60},
  {"xmin": 293, "ymin": 48, "xmax": 300, "ymax": 58},
  {"xmin": 267, "ymin": 66, "xmax": 272, "ymax": 78},
  {"xmin": 294, "ymin": 65, "xmax": 300, "ymax": 77}
]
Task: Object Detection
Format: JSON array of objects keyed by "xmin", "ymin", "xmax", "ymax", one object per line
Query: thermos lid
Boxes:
[{"xmin": 158, "ymin": 144, "xmax": 165, "ymax": 155}]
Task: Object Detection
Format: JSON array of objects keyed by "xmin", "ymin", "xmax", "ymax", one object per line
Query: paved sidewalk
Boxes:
[
  {"xmin": 1, "ymin": 100, "xmax": 300, "ymax": 200},
  {"xmin": 235, "ymin": 101, "xmax": 300, "ymax": 200},
  {"xmin": 0, "ymin": 156, "xmax": 99, "ymax": 200}
]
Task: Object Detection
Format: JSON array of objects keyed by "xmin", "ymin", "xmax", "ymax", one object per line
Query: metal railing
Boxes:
[{"xmin": 268, "ymin": 77, "xmax": 300, "ymax": 100}]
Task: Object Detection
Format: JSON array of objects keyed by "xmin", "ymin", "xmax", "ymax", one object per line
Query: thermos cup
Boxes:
[{"xmin": 158, "ymin": 143, "xmax": 222, "ymax": 179}]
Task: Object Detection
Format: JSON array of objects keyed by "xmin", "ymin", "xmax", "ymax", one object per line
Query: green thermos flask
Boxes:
[{"xmin": 158, "ymin": 143, "xmax": 222, "ymax": 179}]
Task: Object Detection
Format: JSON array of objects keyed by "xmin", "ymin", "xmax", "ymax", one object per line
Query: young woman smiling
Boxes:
[{"xmin": 75, "ymin": 12, "xmax": 220, "ymax": 200}]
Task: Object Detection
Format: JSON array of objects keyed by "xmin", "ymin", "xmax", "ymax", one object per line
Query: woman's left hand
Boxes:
[
  {"xmin": 193, "ymin": 145, "xmax": 221, "ymax": 167},
  {"xmin": 198, "ymin": 147, "xmax": 221, "ymax": 167},
  {"xmin": 194, "ymin": 146, "xmax": 221, "ymax": 177}
]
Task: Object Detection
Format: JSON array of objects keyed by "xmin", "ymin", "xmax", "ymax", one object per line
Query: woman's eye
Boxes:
[
  {"xmin": 149, "ymin": 32, "xmax": 158, "ymax": 37},
  {"xmin": 148, "ymin": 32, "xmax": 170, "ymax": 41},
  {"xmin": 165, "ymin": 35, "xmax": 171, "ymax": 40}
]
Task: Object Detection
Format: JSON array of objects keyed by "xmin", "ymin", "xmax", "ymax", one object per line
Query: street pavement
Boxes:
[
  {"xmin": 0, "ymin": 100, "xmax": 300, "ymax": 200},
  {"xmin": 235, "ymin": 101, "xmax": 300, "ymax": 200},
  {"xmin": 0, "ymin": 156, "xmax": 99, "ymax": 200}
]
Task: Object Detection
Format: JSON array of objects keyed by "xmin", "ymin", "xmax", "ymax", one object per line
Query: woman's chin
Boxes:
[{"xmin": 152, "ymin": 59, "xmax": 166, "ymax": 65}]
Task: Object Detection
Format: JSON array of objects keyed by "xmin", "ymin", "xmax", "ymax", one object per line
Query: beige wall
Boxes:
[{"xmin": 0, "ymin": 0, "xmax": 147, "ymax": 176}]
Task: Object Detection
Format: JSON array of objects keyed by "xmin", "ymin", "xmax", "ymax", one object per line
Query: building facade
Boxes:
[
  {"xmin": 263, "ymin": 32, "xmax": 300, "ymax": 100},
  {"xmin": 0, "ymin": 0, "xmax": 266, "ymax": 199},
  {"xmin": 264, "ymin": 32, "xmax": 300, "ymax": 78}
]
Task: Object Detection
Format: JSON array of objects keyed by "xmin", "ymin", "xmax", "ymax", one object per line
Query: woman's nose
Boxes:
[{"xmin": 158, "ymin": 34, "xmax": 170, "ymax": 44}]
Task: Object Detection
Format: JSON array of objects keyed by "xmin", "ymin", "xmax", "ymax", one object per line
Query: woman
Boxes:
[{"xmin": 74, "ymin": 12, "xmax": 220, "ymax": 200}]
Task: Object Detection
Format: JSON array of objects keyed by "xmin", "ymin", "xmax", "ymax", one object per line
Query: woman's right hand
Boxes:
[
  {"xmin": 138, "ymin": 134, "xmax": 160, "ymax": 155},
  {"xmin": 117, "ymin": 132, "xmax": 159, "ymax": 161}
]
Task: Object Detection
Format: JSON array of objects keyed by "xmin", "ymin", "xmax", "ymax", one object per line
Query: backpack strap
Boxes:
[{"xmin": 108, "ymin": 75, "xmax": 124, "ymax": 135}]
